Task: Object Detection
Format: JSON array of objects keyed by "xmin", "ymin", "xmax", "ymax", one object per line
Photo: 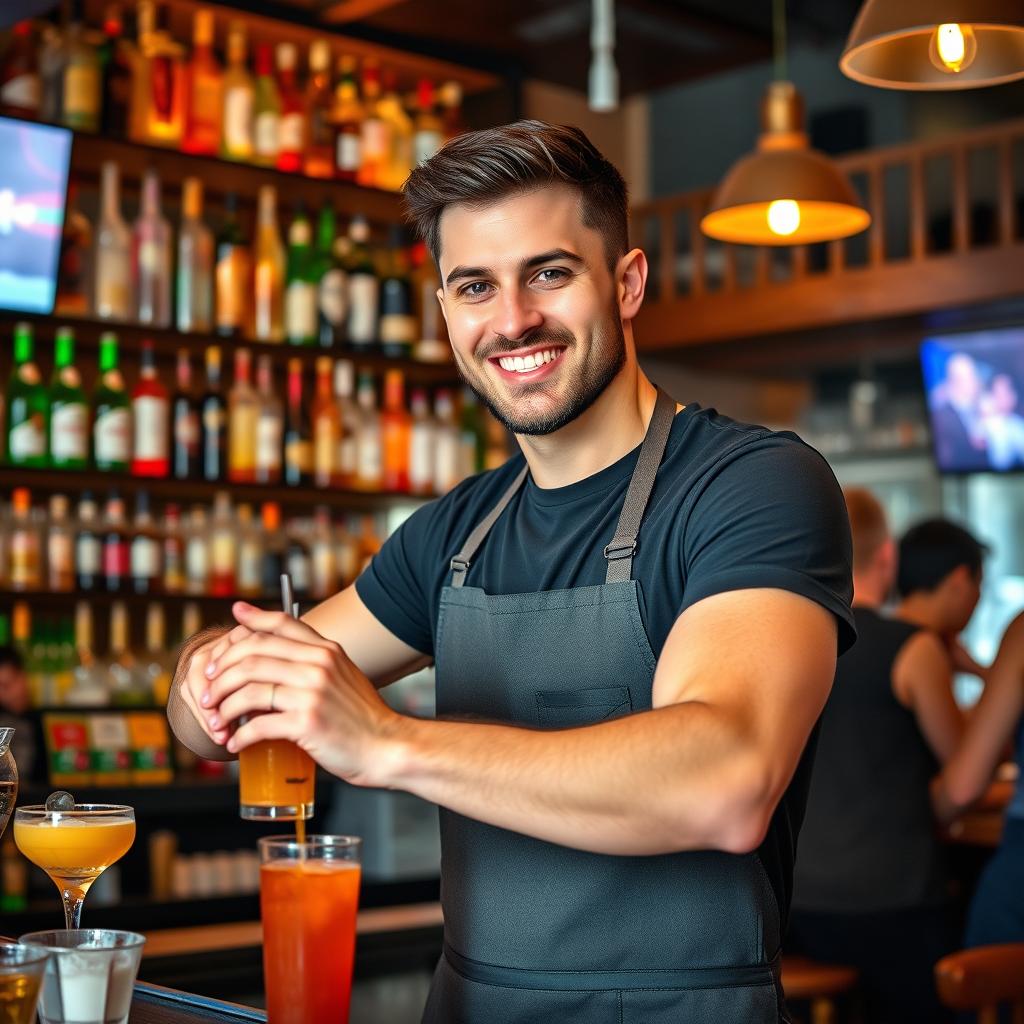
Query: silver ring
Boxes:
[{"xmin": 269, "ymin": 683, "xmax": 277, "ymax": 712}]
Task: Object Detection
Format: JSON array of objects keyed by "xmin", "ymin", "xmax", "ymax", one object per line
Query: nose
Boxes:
[{"xmin": 488, "ymin": 284, "xmax": 544, "ymax": 343}]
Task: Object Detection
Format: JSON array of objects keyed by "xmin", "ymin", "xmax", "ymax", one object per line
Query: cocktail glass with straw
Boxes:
[{"xmin": 13, "ymin": 795, "xmax": 135, "ymax": 929}]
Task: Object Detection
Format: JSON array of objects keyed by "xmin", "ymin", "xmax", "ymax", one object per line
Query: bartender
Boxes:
[{"xmin": 169, "ymin": 120, "xmax": 854, "ymax": 1023}]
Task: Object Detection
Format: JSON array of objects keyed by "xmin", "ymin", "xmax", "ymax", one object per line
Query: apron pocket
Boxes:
[{"xmin": 535, "ymin": 686, "xmax": 632, "ymax": 728}]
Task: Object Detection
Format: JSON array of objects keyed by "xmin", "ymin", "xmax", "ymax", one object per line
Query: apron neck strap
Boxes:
[{"xmin": 604, "ymin": 388, "xmax": 676, "ymax": 585}]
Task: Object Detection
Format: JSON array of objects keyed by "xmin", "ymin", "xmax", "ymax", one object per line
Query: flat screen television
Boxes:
[
  {"xmin": 921, "ymin": 327, "xmax": 1024, "ymax": 474},
  {"xmin": 0, "ymin": 116, "xmax": 72, "ymax": 315}
]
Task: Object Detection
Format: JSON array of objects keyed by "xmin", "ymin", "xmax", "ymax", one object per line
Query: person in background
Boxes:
[
  {"xmin": 931, "ymin": 352, "xmax": 990, "ymax": 471},
  {"xmin": 0, "ymin": 646, "xmax": 38, "ymax": 781},
  {"xmin": 932, "ymin": 609, "xmax": 1024, "ymax": 947},
  {"xmin": 979, "ymin": 374, "xmax": 1024, "ymax": 471},
  {"xmin": 790, "ymin": 500, "xmax": 984, "ymax": 1023}
]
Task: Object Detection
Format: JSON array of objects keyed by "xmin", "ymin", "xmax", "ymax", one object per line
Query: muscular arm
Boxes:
[
  {"xmin": 378, "ymin": 589, "xmax": 837, "ymax": 855},
  {"xmin": 932, "ymin": 612, "xmax": 1024, "ymax": 823}
]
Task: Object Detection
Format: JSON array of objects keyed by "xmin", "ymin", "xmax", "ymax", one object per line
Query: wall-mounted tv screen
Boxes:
[
  {"xmin": 921, "ymin": 328, "xmax": 1024, "ymax": 473},
  {"xmin": 0, "ymin": 116, "xmax": 72, "ymax": 315}
]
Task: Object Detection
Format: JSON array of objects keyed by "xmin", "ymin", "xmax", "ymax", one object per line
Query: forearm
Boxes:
[
  {"xmin": 167, "ymin": 626, "xmax": 234, "ymax": 762},
  {"xmin": 381, "ymin": 702, "xmax": 770, "ymax": 856}
]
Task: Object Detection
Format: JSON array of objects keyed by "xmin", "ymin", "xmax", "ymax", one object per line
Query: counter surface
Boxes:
[{"xmin": 130, "ymin": 983, "xmax": 264, "ymax": 1023}]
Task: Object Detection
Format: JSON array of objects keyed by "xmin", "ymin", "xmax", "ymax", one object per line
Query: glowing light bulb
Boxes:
[
  {"xmin": 767, "ymin": 199, "xmax": 800, "ymax": 237},
  {"xmin": 929, "ymin": 23, "xmax": 977, "ymax": 74}
]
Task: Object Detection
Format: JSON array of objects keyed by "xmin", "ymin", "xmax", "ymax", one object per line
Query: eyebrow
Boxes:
[{"xmin": 444, "ymin": 248, "xmax": 585, "ymax": 288}]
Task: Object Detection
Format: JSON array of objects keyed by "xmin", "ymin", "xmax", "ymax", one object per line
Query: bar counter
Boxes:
[{"xmin": 130, "ymin": 983, "xmax": 264, "ymax": 1023}]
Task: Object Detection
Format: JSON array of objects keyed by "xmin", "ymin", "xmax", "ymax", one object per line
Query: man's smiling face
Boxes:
[{"xmin": 436, "ymin": 184, "xmax": 627, "ymax": 436}]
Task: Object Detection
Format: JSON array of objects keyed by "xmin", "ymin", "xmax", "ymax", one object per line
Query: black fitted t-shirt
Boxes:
[{"xmin": 357, "ymin": 402, "xmax": 855, "ymax": 661}]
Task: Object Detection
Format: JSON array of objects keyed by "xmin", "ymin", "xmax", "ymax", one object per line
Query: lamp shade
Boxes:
[
  {"xmin": 700, "ymin": 82, "xmax": 871, "ymax": 247},
  {"xmin": 841, "ymin": 0, "xmax": 1024, "ymax": 90}
]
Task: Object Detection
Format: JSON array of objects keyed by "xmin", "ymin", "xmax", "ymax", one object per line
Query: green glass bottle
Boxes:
[
  {"xmin": 285, "ymin": 203, "xmax": 318, "ymax": 346},
  {"xmin": 315, "ymin": 203, "xmax": 348, "ymax": 348},
  {"xmin": 6, "ymin": 322, "xmax": 48, "ymax": 468},
  {"xmin": 92, "ymin": 332, "xmax": 132, "ymax": 473},
  {"xmin": 49, "ymin": 326, "xmax": 90, "ymax": 470}
]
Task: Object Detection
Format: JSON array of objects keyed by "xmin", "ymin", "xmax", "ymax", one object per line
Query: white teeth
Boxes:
[
  {"xmin": 514, "ymin": 356, "xmax": 525, "ymax": 370},
  {"xmin": 523, "ymin": 354, "xmax": 537, "ymax": 369},
  {"xmin": 497, "ymin": 349, "xmax": 563, "ymax": 373}
]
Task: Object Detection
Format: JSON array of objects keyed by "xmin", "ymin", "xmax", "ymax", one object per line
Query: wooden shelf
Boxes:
[{"xmin": 0, "ymin": 464, "xmax": 433, "ymax": 510}]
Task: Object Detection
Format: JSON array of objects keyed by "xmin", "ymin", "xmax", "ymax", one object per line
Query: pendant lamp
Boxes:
[{"xmin": 841, "ymin": 0, "xmax": 1024, "ymax": 90}]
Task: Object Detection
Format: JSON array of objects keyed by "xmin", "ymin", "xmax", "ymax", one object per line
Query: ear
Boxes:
[
  {"xmin": 616, "ymin": 248, "xmax": 648, "ymax": 322},
  {"xmin": 436, "ymin": 286, "xmax": 449, "ymax": 330}
]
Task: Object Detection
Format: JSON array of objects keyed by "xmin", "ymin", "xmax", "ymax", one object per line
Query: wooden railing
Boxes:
[{"xmin": 631, "ymin": 117, "xmax": 1024, "ymax": 351}]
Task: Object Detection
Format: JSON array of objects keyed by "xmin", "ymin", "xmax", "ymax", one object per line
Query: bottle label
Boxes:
[
  {"xmin": 380, "ymin": 312, "xmax": 417, "ymax": 346},
  {"xmin": 279, "ymin": 112, "xmax": 304, "ymax": 153},
  {"xmin": 104, "ymin": 539, "xmax": 129, "ymax": 579},
  {"xmin": 256, "ymin": 414, "xmax": 283, "ymax": 471},
  {"xmin": 134, "ymin": 396, "xmax": 169, "ymax": 461},
  {"xmin": 186, "ymin": 538, "xmax": 208, "ymax": 585},
  {"xmin": 337, "ymin": 132, "xmax": 361, "ymax": 173},
  {"xmin": 0, "ymin": 74, "xmax": 41, "ymax": 111},
  {"xmin": 348, "ymin": 275, "xmax": 379, "ymax": 345},
  {"xmin": 95, "ymin": 247, "xmax": 132, "ymax": 319},
  {"xmin": 216, "ymin": 247, "xmax": 250, "ymax": 329},
  {"xmin": 223, "ymin": 87, "xmax": 254, "ymax": 153},
  {"xmin": 76, "ymin": 535, "xmax": 101, "ymax": 576},
  {"xmin": 131, "ymin": 537, "xmax": 160, "ymax": 579},
  {"xmin": 361, "ymin": 119, "xmax": 391, "ymax": 161},
  {"xmin": 51, "ymin": 403, "xmax": 89, "ymax": 461},
  {"xmin": 357, "ymin": 431, "xmax": 382, "ymax": 485},
  {"xmin": 8, "ymin": 418, "xmax": 45, "ymax": 460},
  {"xmin": 211, "ymin": 533, "xmax": 234, "ymax": 575},
  {"xmin": 339, "ymin": 434, "xmax": 357, "ymax": 478},
  {"xmin": 175, "ymin": 409, "xmax": 200, "ymax": 453},
  {"xmin": 10, "ymin": 531, "xmax": 40, "ymax": 588},
  {"xmin": 229, "ymin": 406, "xmax": 258, "ymax": 472},
  {"xmin": 48, "ymin": 532, "xmax": 73, "ymax": 583},
  {"xmin": 286, "ymin": 281, "xmax": 318, "ymax": 341},
  {"xmin": 255, "ymin": 111, "xmax": 279, "ymax": 157},
  {"xmin": 319, "ymin": 268, "xmax": 348, "ymax": 326},
  {"xmin": 435, "ymin": 435, "xmax": 460, "ymax": 492},
  {"xmin": 410, "ymin": 425, "xmax": 435, "ymax": 491},
  {"xmin": 94, "ymin": 407, "xmax": 131, "ymax": 463},
  {"xmin": 63, "ymin": 63, "xmax": 100, "ymax": 123},
  {"xmin": 314, "ymin": 419, "xmax": 336, "ymax": 480}
]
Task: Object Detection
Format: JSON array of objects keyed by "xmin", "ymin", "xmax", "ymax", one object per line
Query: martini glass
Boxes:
[{"xmin": 13, "ymin": 804, "xmax": 135, "ymax": 928}]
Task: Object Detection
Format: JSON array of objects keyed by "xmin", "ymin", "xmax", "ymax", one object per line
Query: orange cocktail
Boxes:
[
  {"xmin": 259, "ymin": 835, "xmax": 362, "ymax": 1024},
  {"xmin": 238, "ymin": 740, "xmax": 314, "ymax": 821}
]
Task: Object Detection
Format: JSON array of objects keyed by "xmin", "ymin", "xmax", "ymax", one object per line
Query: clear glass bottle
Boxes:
[
  {"xmin": 47, "ymin": 494, "xmax": 74, "ymax": 592},
  {"xmin": 310, "ymin": 505, "xmax": 338, "ymax": 600},
  {"xmin": 354, "ymin": 371, "xmax": 382, "ymax": 492},
  {"xmin": 235, "ymin": 503, "xmax": 262, "ymax": 598},
  {"xmin": 334, "ymin": 359, "xmax": 359, "ymax": 489},
  {"xmin": 357, "ymin": 63, "xmax": 389, "ymax": 189},
  {"xmin": 133, "ymin": 168, "xmax": 172, "ymax": 327},
  {"xmin": 413, "ymin": 78, "xmax": 443, "ymax": 165},
  {"xmin": 143, "ymin": 602, "xmax": 173, "ymax": 705},
  {"xmin": 67, "ymin": 601, "xmax": 108, "ymax": 706},
  {"xmin": 209, "ymin": 491, "xmax": 236, "ymax": 598},
  {"xmin": 221, "ymin": 21, "xmax": 254, "ymax": 161},
  {"xmin": 433, "ymin": 388, "xmax": 461, "ymax": 493},
  {"xmin": 75, "ymin": 493, "xmax": 102, "ymax": 591},
  {"xmin": 176, "ymin": 177, "xmax": 214, "ymax": 333},
  {"xmin": 130, "ymin": 491, "xmax": 161, "ymax": 595},
  {"xmin": 409, "ymin": 387, "xmax": 436, "ymax": 496},
  {"xmin": 252, "ymin": 185, "xmax": 285, "ymax": 343},
  {"xmin": 94, "ymin": 161, "xmax": 133, "ymax": 321},
  {"xmin": 346, "ymin": 216, "xmax": 378, "ymax": 350},
  {"xmin": 8, "ymin": 488, "xmax": 42, "ymax": 592},
  {"xmin": 185, "ymin": 505, "xmax": 209, "ymax": 596}
]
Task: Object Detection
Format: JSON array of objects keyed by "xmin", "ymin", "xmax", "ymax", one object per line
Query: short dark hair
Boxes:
[
  {"xmin": 403, "ymin": 120, "xmax": 629, "ymax": 270},
  {"xmin": 897, "ymin": 519, "xmax": 987, "ymax": 596}
]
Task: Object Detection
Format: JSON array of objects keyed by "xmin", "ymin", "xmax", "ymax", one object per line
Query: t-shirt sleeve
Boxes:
[
  {"xmin": 355, "ymin": 500, "xmax": 445, "ymax": 656},
  {"xmin": 679, "ymin": 437, "xmax": 856, "ymax": 654}
]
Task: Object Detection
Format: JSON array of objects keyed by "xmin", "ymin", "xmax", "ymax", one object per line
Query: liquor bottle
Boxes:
[
  {"xmin": 75, "ymin": 493, "xmax": 102, "ymax": 591},
  {"xmin": 209, "ymin": 491, "xmax": 236, "ymax": 597},
  {"xmin": 312, "ymin": 356, "xmax": 339, "ymax": 488},
  {"xmin": 143, "ymin": 603, "xmax": 173, "ymax": 705},
  {"xmin": 138, "ymin": 0, "xmax": 186, "ymax": 146},
  {"xmin": 252, "ymin": 185, "xmax": 285, "ymax": 343},
  {"xmin": 310, "ymin": 505, "xmax": 338, "ymax": 600},
  {"xmin": 200, "ymin": 346, "xmax": 226, "ymax": 481},
  {"xmin": 182, "ymin": 8, "xmax": 222, "ymax": 156},
  {"xmin": 171, "ymin": 350, "xmax": 199, "ymax": 480},
  {"xmin": 92, "ymin": 332, "xmax": 131, "ymax": 473},
  {"xmin": 409, "ymin": 387, "xmax": 436, "ymax": 496},
  {"xmin": 285, "ymin": 204, "xmax": 318, "ymax": 346},
  {"xmin": 259, "ymin": 502, "xmax": 286, "ymax": 594},
  {"xmin": 0, "ymin": 21, "xmax": 41, "ymax": 119},
  {"xmin": 94, "ymin": 161, "xmax": 133, "ymax": 321},
  {"xmin": 176, "ymin": 177, "xmax": 214, "ymax": 333},
  {"xmin": 185, "ymin": 505, "xmax": 209, "ymax": 595},
  {"xmin": 130, "ymin": 491, "xmax": 161, "ymax": 595},
  {"xmin": 354, "ymin": 371, "xmax": 382, "ymax": 491},
  {"xmin": 48, "ymin": 326, "xmax": 89, "ymax": 470},
  {"xmin": 285, "ymin": 519, "xmax": 311, "ymax": 599},
  {"xmin": 108, "ymin": 599, "xmax": 147, "ymax": 706},
  {"xmin": 410, "ymin": 241, "xmax": 449, "ymax": 363},
  {"xmin": 47, "ymin": 495, "xmax": 74, "ymax": 592},
  {"xmin": 68, "ymin": 601, "xmax": 107, "ymax": 706},
  {"xmin": 283, "ymin": 358, "xmax": 309, "ymax": 487},
  {"xmin": 255, "ymin": 355, "xmax": 283, "ymax": 485},
  {"xmin": 316, "ymin": 205, "xmax": 348, "ymax": 347},
  {"xmin": 161, "ymin": 503, "xmax": 184, "ymax": 593},
  {"xmin": 131, "ymin": 340, "xmax": 170, "ymax": 477},
  {"xmin": 357, "ymin": 63, "xmax": 389, "ymax": 189},
  {"xmin": 413, "ymin": 79, "xmax": 444, "ymax": 165},
  {"xmin": 336, "ymin": 517, "xmax": 360, "ymax": 588},
  {"xmin": 434, "ymin": 389, "xmax": 461, "ymax": 493},
  {"xmin": 253, "ymin": 43, "xmax": 280, "ymax": 168},
  {"xmin": 275, "ymin": 43, "xmax": 304, "ymax": 173},
  {"xmin": 346, "ymin": 216, "xmax": 379, "ymax": 349},
  {"xmin": 381, "ymin": 369, "xmax": 411, "ymax": 492},
  {"xmin": 305, "ymin": 40, "xmax": 334, "ymax": 178},
  {"xmin": 228, "ymin": 348, "xmax": 258, "ymax": 484},
  {"xmin": 6, "ymin": 322, "xmax": 48, "ymax": 469},
  {"xmin": 439, "ymin": 80, "xmax": 466, "ymax": 140},
  {"xmin": 62, "ymin": 0, "xmax": 101, "ymax": 132},
  {"xmin": 236, "ymin": 503, "xmax": 262, "ymax": 598},
  {"xmin": 99, "ymin": 3, "xmax": 132, "ymax": 136},
  {"xmin": 214, "ymin": 192, "xmax": 251, "ymax": 338},
  {"xmin": 460, "ymin": 386, "xmax": 486, "ymax": 477},
  {"xmin": 133, "ymin": 168, "xmax": 172, "ymax": 328},
  {"xmin": 55, "ymin": 179, "xmax": 93, "ymax": 316},
  {"xmin": 334, "ymin": 359, "xmax": 359, "ymax": 489},
  {"xmin": 333, "ymin": 55, "xmax": 362, "ymax": 182},
  {"xmin": 103, "ymin": 492, "xmax": 129, "ymax": 592},
  {"xmin": 221, "ymin": 21, "xmax": 254, "ymax": 161},
  {"xmin": 380, "ymin": 227, "xmax": 416, "ymax": 359},
  {"xmin": 378, "ymin": 69, "xmax": 413, "ymax": 191},
  {"xmin": 8, "ymin": 488, "xmax": 42, "ymax": 592}
]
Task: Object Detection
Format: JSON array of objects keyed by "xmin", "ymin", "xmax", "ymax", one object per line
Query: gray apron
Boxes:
[{"xmin": 422, "ymin": 389, "xmax": 786, "ymax": 1024}]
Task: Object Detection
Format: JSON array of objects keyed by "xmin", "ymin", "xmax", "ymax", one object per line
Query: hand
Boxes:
[
  {"xmin": 174, "ymin": 625, "xmax": 240, "ymax": 748},
  {"xmin": 946, "ymin": 635, "xmax": 989, "ymax": 681},
  {"xmin": 202, "ymin": 602, "xmax": 404, "ymax": 787}
]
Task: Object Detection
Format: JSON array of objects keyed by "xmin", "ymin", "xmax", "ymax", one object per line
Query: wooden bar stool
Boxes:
[
  {"xmin": 935, "ymin": 944, "xmax": 1024, "ymax": 1024},
  {"xmin": 782, "ymin": 955, "xmax": 860, "ymax": 1024}
]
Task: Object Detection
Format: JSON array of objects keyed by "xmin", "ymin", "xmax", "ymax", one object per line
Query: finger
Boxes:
[
  {"xmin": 231, "ymin": 603, "xmax": 334, "ymax": 647},
  {"xmin": 227, "ymin": 707, "xmax": 305, "ymax": 754},
  {"xmin": 215, "ymin": 679, "xmax": 311, "ymax": 730},
  {"xmin": 205, "ymin": 624, "xmax": 254, "ymax": 671},
  {"xmin": 205, "ymin": 656, "xmax": 322, "ymax": 724},
  {"xmin": 207, "ymin": 630, "xmax": 336, "ymax": 682}
]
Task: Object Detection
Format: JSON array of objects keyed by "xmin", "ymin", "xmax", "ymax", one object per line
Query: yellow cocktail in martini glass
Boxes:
[{"xmin": 13, "ymin": 804, "xmax": 135, "ymax": 928}]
